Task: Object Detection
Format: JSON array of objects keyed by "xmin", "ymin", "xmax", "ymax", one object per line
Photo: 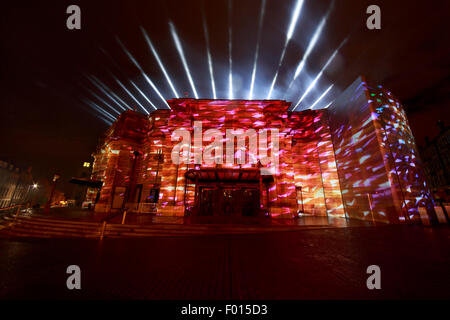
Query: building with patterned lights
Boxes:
[{"xmin": 87, "ymin": 77, "xmax": 437, "ymax": 224}]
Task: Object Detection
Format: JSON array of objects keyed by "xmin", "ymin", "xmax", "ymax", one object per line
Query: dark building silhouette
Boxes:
[
  {"xmin": 420, "ymin": 120, "xmax": 450, "ymax": 202},
  {"xmin": 0, "ymin": 161, "xmax": 34, "ymax": 208},
  {"xmin": 69, "ymin": 162, "xmax": 93, "ymax": 206}
]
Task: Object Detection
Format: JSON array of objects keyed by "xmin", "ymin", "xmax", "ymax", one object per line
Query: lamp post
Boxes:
[
  {"xmin": 45, "ymin": 174, "xmax": 60, "ymax": 213},
  {"xmin": 24, "ymin": 183, "xmax": 38, "ymax": 208},
  {"xmin": 154, "ymin": 149, "xmax": 163, "ymax": 185},
  {"xmin": 296, "ymin": 186, "xmax": 304, "ymax": 216},
  {"xmin": 30, "ymin": 183, "xmax": 38, "ymax": 208}
]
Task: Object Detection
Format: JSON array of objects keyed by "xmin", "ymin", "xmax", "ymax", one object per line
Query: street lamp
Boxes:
[
  {"xmin": 28, "ymin": 183, "xmax": 39, "ymax": 208},
  {"xmin": 23, "ymin": 183, "xmax": 39, "ymax": 209}
]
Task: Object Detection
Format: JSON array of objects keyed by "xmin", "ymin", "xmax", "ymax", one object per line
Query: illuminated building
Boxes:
[{"xmin": 88, "ymin": 77, "xmax": 437, "ymax": 224}]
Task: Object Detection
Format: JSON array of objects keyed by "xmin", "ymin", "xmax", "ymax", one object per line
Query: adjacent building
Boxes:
[
  {"xmin": 0, "ymin": 161, "xmax": 34, "ymax": 208},
  {"xmin": 69, "ymin": 161, "xmax": 93, "ymax": 206},
  {"xmin": 419, "ymin": 121, "xmax": 450, "ymax": 203}
]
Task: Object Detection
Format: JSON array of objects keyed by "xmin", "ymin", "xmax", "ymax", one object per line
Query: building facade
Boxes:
[
  {"xmin": 88, "ymin": 77, "xmax": 437, "ymax": 224},
  {"xmin": 0, "ymin": 161, "xmax": 34, "ymax": 208}
]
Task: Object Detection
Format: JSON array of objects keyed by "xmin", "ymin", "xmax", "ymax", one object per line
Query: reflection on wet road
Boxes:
[{"xmin": 1, "ymin": 225, "xmax": 449, "ymax": 299}]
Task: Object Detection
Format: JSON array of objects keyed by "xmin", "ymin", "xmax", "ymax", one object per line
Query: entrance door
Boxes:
[
  {"xmin": 197, "ymin": 186, "xmax": 260, "ymax": 217},
  {"xmin": 111, "ymin": 187, "xmax": 126, "ymax": 209},
  {"xmin": 241, "ymin": 188, "xmax": 259, "ymax": 217},
  {"xmin": 221, "ymin": 188, "xmax": 235, "ymax": 217},
  {"xmin": 199, "ymin": 188, "xmax": 214, "ymax": 216}
]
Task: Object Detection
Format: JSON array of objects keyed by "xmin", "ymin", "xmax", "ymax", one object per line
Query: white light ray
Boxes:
[
  {"xmin": 323, "ymin": 100, "xmax": 334, "ymax": 109},
  {"xmin": 202, "ymin": 8, "xmax": 216, "ymax": 99},
  {"xmin": 96, "ymin": 49, "xmax": 136, "ymax": 111},
  {"xmin": 117, "ymin": 38, "xmax": 140, "ymax": 68},
  {"xmin": 99, "ymin": 116, "xmax": 113, "ymax": 126},
  {"xmin": 86, "ymin": 88, "xmax": 120, "ymax": 115},
  {"xmin": 130, "ymin": 80, "xmax": 157, "ymax": 110},
  {"xmin": 295, "ymin": 17, "xmax": 327, "ymax": 80},
  {"xmin": 248, "ymin": 0, "xmax": 266, "ymax": 100},
  {"xmin": 228, "ymin": 72, "xmax": 233, "ymax": 99},
  {"xmin": 266, "ymin": 0, "xmax": 305, "ymax": 99},
  {"xmin": 115, "ymin": 78, "xmax": 149, "ymax": 114},
  {"xmin": 90, "ymin": 76, "xmax": 133, "ymax": 110},
  {"xmin": 293, "ymin": 39, "xmax": 346, "ymax": 111},
  {"xmin": 266, "ymin": 74, "xmax": 278, "ymax": 100},
  {"xmin": 169, "ymin": 22, "xmax": 199, "ymax": 99},
  {"xmin": 284, "ymin": 4, "xmax": 338, "ymax": 99},
  {"xmin": 285, "ymin": 18, "xmax": 328, "ymax": 96},
  {"xmin": 266, "ymin": 46, "xmax": 287, "ymax": 99},
  {"xmin": 87, "ymin": 76, "xmax": 127, "ymax": 111},
  {"xmin": 116, "ymin": 38, "xmax": 171, "ymax": 108},
  {"xmin": 85, "ymin": 99, "xmax": 116, "ymax": 122},
  {"xmin": 286, "ymin": 0, "xmax": 305, "ymax": 41},
  {"xmin": 309, "ymin": 84, "xmax": 333, "ymax": 109},
  {"xmin": 141, "ymin": 27, "xmax": 179, "ymax": 98},
  {"xmin": 141, "ymin": 73, "xmax": 170, "ymax": 109},
  {"xmin": 228, "ymin": 0, "xmax": 233, "ymax": 99}
]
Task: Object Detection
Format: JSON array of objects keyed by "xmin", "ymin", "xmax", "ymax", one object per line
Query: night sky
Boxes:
[{"xmin": 1, "ymin": 0, "xmax": 449, "ymax": 194}]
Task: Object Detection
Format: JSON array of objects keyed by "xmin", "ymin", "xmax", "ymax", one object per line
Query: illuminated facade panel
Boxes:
[{"xmin": 328, "ymin": 76, "xmax": 435, "ymax": 223}]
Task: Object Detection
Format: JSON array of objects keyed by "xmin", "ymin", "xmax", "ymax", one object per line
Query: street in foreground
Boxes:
[{"xmin": 1, "ymin": 224, "xmax": 449, "ymax": 300}]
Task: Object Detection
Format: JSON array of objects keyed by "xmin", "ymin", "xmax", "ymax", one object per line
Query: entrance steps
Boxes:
[
  {"xmin": 0, "ymin": 215, "xmax": 331, "ymax": 239},
  {"xmin": 1, "ymin": 215, "xmax": 102, "ymax": 238}
]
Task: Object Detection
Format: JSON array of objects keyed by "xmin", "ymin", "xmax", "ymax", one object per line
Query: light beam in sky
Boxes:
[
  {"xmin": 228, "ymin": 0, "xmax": 233, "ymax": 99},
  {"xmin": 293, "ymin": 16, "xmax": 327, "ymax": 80},
  {"xmin": 249, "ymin": 0, "xmax": 266, "ymax": 100},
  {"xmin": 84, "ymin": 99, "xmax": 116, "ymax": 122},
  {"xmin": 323, "ymin": 100, "xmax": 334, "ymax": 109},
  {"xmin": 99, "ymin": 116, "xmax": 113, "ymax": 126},
  {"xmin": 286, "ymin": 0, "xmax": 305, "ymax": 41},
  {"xmin": 285, "ymin": 3, "xmax": 337, "ymax": 98},
  {"xmin": 202, "ymin": 6, "xmax": 217, "ymax": 99},
  {"xmin": 292, "ymin": 38, "xmax": 347, "ymax": 111},
  {"xmin": 90, "ymin": 76, "xmax": 133, "ymax": 111},
  {"xmin": 114, "ymin": 77, "xmax": 149, "ymax": 114},
  {"xmin": 87, "ymin": 75, "xmax": 127, "ymax": 111},
  {"xmin": 169, "ymin": 22, "xmax": 199, "ymax": 99},
  {"xmin": 116, "ymin": 37, "xmax": 171, "ymax": 108},
  {"xmin": 309, "ymin": 84, "xmax": 333, "ymax": 109},
  {"xmin": 85, "ymin": 87, "xmax": 120, "ymax": 115},
  {"xmin": 266, "ymin": 0, "xmax": 304, "ymax": 99},
  {"xmin": 141, "ymin": 27, "xmax": 179, "ymax": 99},
  {"xmin": 130, "ymin": 80, "xmax": 157, "ymax": 110}
]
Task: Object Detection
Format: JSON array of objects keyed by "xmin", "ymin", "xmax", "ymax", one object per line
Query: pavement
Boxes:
[
  {"xmin": 1, "ymin": 224, "xmax": 449, "ymax": 299},
  {"xmin": 21, "ymin": 207, "xmax": 375, "ymax": 227}
]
